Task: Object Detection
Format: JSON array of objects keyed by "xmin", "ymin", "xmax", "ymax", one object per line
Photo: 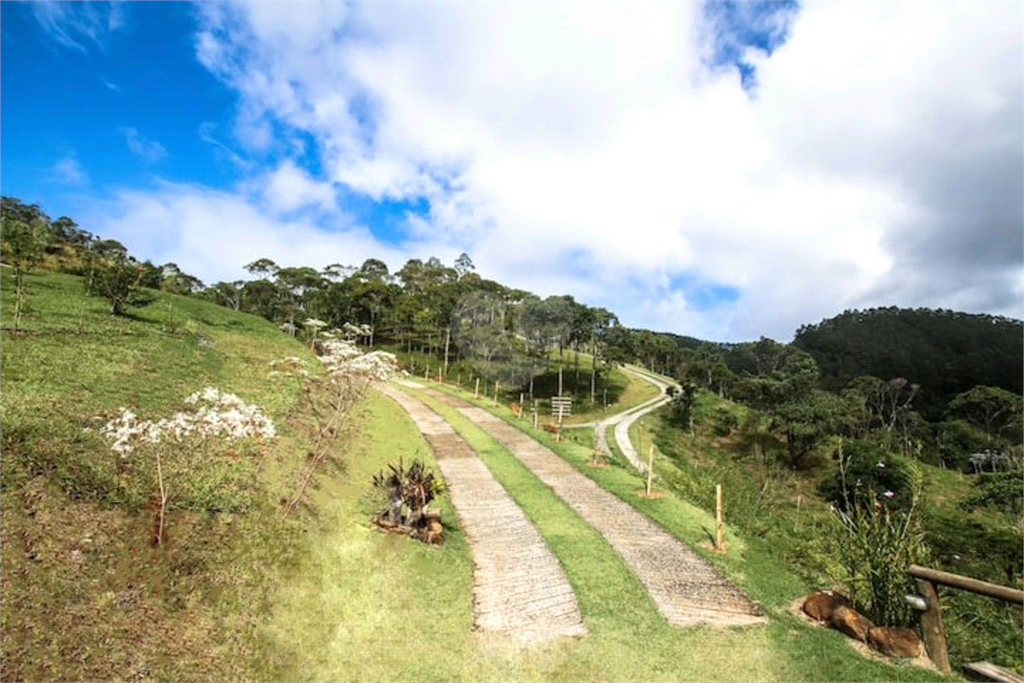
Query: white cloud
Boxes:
[
  {"xmin": 93, "ymin": 1, "xmax": 1022, "ymax": 341},
  {"xmin": 255, "ymin": 160, "xmax": 337, "ymax": 214},
  {"xmin": 32, "ymin": 1, "xmax": 125, "ymax": 52},
  {"xmin": 51, "ymin": 155, "xmax": 88, "ymax": 185},
  {"xmin": 87, "ymin": 181, "xmax": 411, "ymax": 283},
  {"xmin": 121, "ymin": 127, "xmax": 167, "ymax": 163}
]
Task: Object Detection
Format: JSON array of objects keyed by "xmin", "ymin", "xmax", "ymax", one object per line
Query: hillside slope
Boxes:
[
  {"xmin": 0, "ymin": 270, "xmax": 324, "ymax": 680},
  {"xmin": 793, "ymin": 307, "xmax": 1023, "ymax": 418}
]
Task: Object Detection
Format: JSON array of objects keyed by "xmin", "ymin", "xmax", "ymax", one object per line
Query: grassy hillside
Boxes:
[
  {"xmin": 622, "ymin": 389, "xmax": 1022, "ymax": 675},
  {"xmin": 0, "ymin": 268, "xmax": 965, "ymax": 681},
  {"xmin": 1, "ymin": 270, "xmax": 343, "ymax": 680}
]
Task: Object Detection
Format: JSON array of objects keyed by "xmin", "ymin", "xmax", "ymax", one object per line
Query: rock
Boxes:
[
  {"xmin": 830, "ymin": 605, "xmax": 874, "ymax": 641},
  {"xmin": 866, "ymin": 626, "xmax": 922, "ymax": 658},
  {"xmin": 803, "ymin": 591, "xmax": 851, "ymax": 622}
]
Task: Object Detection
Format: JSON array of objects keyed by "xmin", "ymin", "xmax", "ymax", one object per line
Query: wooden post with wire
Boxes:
[{"xmin": 715, "ymin": 484, "xmax": 724, "ymax": 551}]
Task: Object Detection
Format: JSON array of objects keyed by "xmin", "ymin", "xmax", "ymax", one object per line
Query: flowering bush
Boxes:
[
  {"xmin": 95, "ymin": 387, "xmax": 275, "ymax": 456},
  {"xmin": 831, "ymin": 449, "xmax": 926, "ymax": 627},
  {"xmin": 818, "ymin": 436, "xmax": 914, "ymax": 512},
  {"xmin": 268, "ymin": 326, "xmax": 397, "ymax": 513}
]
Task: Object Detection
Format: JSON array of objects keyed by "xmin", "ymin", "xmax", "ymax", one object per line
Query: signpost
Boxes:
[{"xmin": 551, "ymin": 396, "xmax": 573, "ymax": 424}]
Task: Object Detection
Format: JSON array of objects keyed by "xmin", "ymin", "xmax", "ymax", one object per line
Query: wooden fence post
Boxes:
[
  {"xmin": 438, "ymin": 366, "xmax": 442, "ymax": 383},
  {"xmin": 494, "ymin": 381, "xmax": 499, "ymax": 406},
  {"xmin": 645, "ymin": 445, "xmax": 654, "ymax": 496},
  {"xmin": 916, "ymin": 579, "xmax": 951, "ymax": 674},
  {"xmin": 474, "ymin": 377, "xmax": 479, "ymax": 399},
  {"xmin": 715, "ymin": 484, "xmax": 723, "ymax": 551},
  {"xmin": 532, "ymin": 411, "xmax": 538, "ymax": 428}
]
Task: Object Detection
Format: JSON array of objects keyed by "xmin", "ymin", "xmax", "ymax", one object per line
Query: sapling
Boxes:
[{"xmin": 0, "ymin": 209, "xmax": 50, "ymax": 331}]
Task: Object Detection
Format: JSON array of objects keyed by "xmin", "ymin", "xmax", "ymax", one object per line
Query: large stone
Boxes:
[
  {"xmin": 866, "ymin": 626, "xmax": 923, "ymax": 658},
  {"xmin": 830, "ymin": 605, "xmax": 874, "ymax": 641},
  {"xmin": 803, "ymin": 591, "xmax": 852, "ymax": 623}
]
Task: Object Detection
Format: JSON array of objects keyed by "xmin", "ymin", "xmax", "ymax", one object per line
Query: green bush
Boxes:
[
  {"xmin": 833, "ymin": 480, "xmax": 926, "ymax": 627},
  {"xmin": 819, "ymin": 437, "xmax": 915, "ymax": 512},
  {"xmin": 961, "ymin": 471, "xmax": 1024, "ymax": 516},
  {"xmin": 712, "ymin": 406, "xmax": 739, "ymax": 436}
]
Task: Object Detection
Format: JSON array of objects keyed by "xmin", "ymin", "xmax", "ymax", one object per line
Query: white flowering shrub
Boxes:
[
  {"xmin": 85, "ymin": 388, "xmax": 277, "ymax": 515},
  {"xmin": 97, "ymin": 387, "xmax": 275, "ymax": 456},
  {"xmin": 268, "ymin": 325, "xmax": 397, "ymax": 513}
]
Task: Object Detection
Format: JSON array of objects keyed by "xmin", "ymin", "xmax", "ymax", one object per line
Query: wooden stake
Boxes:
[
  {"xmin": 155, "ymin": 449, "xmax": 167, "ymax": 547},
  {"xmin": 916, "ymin": 579, "xmax": 951, "ymax": 674},
  {"xmin": 438, "ymin": 366, "xmax": 442, "ymax": 383},
  {"xmin": 645, "ymin": 445, "xmax": 654, "ymax": 496},
  {"xmin": 424, "ymin": 364, "xmax": 429, "ymax": 380},
  {"xmin": 474, "ymin": 377, "xmax": 480, "ymax": 398},
  {"xmin": 532, "ymin": 411, "xmax": 538, "ymax": 428},
  {"xmin": 715, "ymin": 484, "xmax": 723, "ymax": 551},
  {"xmin": 518, "ymin": 405, "xmax": 523, "ymax": 419},
  {"xmin": 494, "ymin": 381, "xmax": 500, "ymax": 406}
]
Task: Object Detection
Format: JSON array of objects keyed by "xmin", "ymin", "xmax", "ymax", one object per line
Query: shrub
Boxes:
[
  {"xmin": 712, "ymin": 406, "xmax": 739, "ymax": 436},
  {"xmin": 961, "ymin": 470, "xmax": 1024, "ymax": 517},
  {"xmin": 832, "ymin": 461, "xmax": 926, "ymax": 627},
  {"xmin": 819, "ymin": 437, "xmax": 915, "ymax": 512},
  {"xmin": 88, "ymin": 254, "xmax": 155, "ymax": 315},
  {"xmin": 666, "ymin": 381, "xmax": 696, "ymax": 431}
]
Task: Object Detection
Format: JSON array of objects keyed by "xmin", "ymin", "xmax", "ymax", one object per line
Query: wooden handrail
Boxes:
[
  {"xmin": 908, "ymin": 565, "xmax": 1024, "ymax": 675},
  {"xmin": 909, "ymin": 565, "xmax": 1024, "ymax": 605}
]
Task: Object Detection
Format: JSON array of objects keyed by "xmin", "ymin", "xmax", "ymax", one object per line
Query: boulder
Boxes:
[
  {"xmin": 803, "ymin": 591, "xmax": 852, "ymax": 622},
  {"xmin": 866, "ymin": 626, "xmax": 922, "ymax": 658},
  {"xmin": 830, "ymin": 605, "xmax": 874, "ymax": 641}
]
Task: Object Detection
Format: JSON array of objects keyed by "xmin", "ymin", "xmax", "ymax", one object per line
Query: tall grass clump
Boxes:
[{"xmin": 832, "ymin": 449, "xmax": 927, "ymax": 627}]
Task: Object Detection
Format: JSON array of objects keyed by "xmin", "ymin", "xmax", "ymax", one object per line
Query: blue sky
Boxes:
[{"xmin": 2, "ymin": 1, "xmax": 1020, "ymax": 342}]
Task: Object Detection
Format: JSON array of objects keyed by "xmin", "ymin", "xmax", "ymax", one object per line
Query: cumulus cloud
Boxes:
[
  {"xmin": 121, "ymin": 127, "xmax": 167, "ymax": 163},
  {"xmin": 255, "ymin": 159, "xmax": 337, "ymax": 214},
  {"xmin": 91, "ymin": 1, "xmax": 1021, "ymax": 342},
  {"xmin": 86, "ymin": 180, "xmax": 411, "ymax": 284}
]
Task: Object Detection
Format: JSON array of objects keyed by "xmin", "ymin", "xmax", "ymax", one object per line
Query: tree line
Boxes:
[{"xmin": 3, "ymin": 194, "xmax": 1021, "ymax": 475}]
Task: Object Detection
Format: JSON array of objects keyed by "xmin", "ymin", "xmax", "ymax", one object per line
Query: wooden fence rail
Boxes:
[{"xmin": 907, "ymin": 564, "xmax": 1023, "ymax": 677}]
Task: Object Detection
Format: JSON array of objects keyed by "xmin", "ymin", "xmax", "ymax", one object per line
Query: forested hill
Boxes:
[{"xmin": 793, "ymin": 307, "xmax": 1023, "ymax": 419}]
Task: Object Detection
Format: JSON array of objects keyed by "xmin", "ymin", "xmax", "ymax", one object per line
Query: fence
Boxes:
[{"xmin": 907, "ymin": 564, "xmax": 1023, "ymax": 678}]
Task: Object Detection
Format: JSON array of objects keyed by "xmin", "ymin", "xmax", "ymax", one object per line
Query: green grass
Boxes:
[
  {"xmin": 0, "ymin": 268, "xmax": 968, "ymax": 680},
  {"xmin": 414, "ymin": 378, "xmax": 949, "ymax": 681},
  {"xmin": 1, "ymin": 269, "xmax": 322, "ymax": 681}
]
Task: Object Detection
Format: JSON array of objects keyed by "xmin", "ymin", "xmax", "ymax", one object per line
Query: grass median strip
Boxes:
[{"xmin": 404, "ymin": 384, "xmax": 798, "ymax": 682}]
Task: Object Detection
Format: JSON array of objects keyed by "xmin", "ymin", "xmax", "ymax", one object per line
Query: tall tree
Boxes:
[{"xmin": 947, "ymin": 386, "xmax": 1023, "ymax": 445}]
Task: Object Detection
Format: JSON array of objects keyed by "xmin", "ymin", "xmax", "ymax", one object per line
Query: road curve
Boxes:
[{"xmin": 597, "ymin": 365, "xmax": 676, "ymax": 473}]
